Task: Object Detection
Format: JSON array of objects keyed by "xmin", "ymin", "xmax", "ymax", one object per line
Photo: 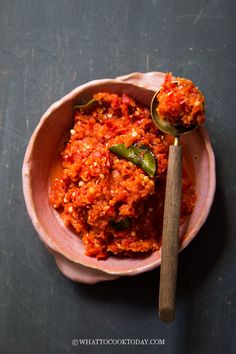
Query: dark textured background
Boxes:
[{"xmin": 1, "ymin": 0, "xmax": 236, "ymax": 353}]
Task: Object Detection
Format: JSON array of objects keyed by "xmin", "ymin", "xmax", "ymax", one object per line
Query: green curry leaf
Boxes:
[
  {"xmin": 74, "ymin": 98, "xmax": 97, "ymax": 111},
  {"xmin": 111, "ymin": 217, "xmax": 130, "ymax": 231},
  {"xmin": 109, "ymin": 143, "xmax": 157, "ymax": 177}
]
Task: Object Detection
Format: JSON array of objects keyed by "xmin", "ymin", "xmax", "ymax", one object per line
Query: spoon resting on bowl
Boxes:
[{"xmin": 150, "ymin": 73, "xmax": 205, "ymax": 322}]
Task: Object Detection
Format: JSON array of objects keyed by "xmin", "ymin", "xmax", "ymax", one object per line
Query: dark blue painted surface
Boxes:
[{"xmin": 0, "ymin": 0, "xmax": 236, "ymax": 353}]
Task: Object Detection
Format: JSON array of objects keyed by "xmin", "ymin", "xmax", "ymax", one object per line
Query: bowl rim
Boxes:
[{"xmin": 22, "ymin": 73, "xmax": 216, "ymax": 276}]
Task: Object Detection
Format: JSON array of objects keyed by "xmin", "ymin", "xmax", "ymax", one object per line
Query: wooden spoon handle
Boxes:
[{"xmin": 159, "ymin": 143, "xmax": 182, "ymax": 322}]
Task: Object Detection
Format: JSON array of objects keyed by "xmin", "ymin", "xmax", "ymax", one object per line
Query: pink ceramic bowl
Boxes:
[{"xmin": 22, "ymin": 72, "xmax": 216, "ymax": 283}]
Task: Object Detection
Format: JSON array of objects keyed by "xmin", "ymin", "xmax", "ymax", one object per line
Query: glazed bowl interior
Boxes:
[{"xmin": 23, "ymin": 78, "xmax": 215, "ymax": 276}]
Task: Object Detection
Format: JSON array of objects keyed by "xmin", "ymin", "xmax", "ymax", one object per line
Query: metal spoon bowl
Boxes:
[{"xmin": 150, "ymin": 92, "xmax": 199, "ymax": 136}]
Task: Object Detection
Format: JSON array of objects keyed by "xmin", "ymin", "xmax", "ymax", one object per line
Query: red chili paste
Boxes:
[
  {"xmin": 49, "ymin": 92, "xmax": 195, "ymax": 259},
  {"xmin": 157, "ymin": 73, "xmax": 205, "ymax": 127}
]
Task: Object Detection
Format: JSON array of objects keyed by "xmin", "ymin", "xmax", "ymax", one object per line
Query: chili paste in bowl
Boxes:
[
  {"xmin": 49, "ymin": 92, "xmax": 195, "ymax": 260},
  {"xmin": 22, "ymin": 72, "xmax": 215, "ymax": 283}
]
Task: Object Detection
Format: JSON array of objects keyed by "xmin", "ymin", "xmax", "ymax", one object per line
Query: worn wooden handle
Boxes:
[{"xmin": 159, "ymin": 144, "xmax": 182, "ymax": 322}]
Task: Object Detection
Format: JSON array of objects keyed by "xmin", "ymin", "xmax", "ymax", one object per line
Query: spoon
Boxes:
[{"xmin": 150, "ymin": 91, "xmax": 199, "ymax": 322}]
